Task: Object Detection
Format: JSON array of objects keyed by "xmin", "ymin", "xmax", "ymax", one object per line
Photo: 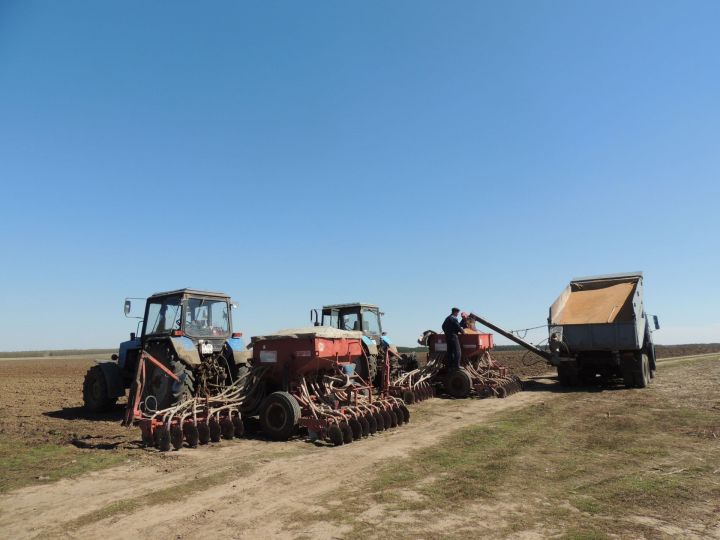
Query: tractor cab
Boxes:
[
  {"xmin": 311, "ymin": 303, "xmax": 405, "ymax": 386},
  {"xmin": 83, "ymin": 289, "xmax": 246, "ymax": 413},
  {"xmin": 138, "ymin": 289, "xmax": 233, "ymax": 345},
  {"xmin": 313, "ymin": 303, "xmax": 384, "ymax": 346}
]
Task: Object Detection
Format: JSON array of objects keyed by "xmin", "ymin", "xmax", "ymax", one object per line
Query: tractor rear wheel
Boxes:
[
  {"xmin": 83, "ymin": 365, "xmax": 117, "ymax": 412},
  {"xmin": 356, "ymin": 354, "xmax": 378, "ymax": 384},
  {"xmin": 143, "ymin": 353, "xmax": 194, "ymax": 411},
  {"xmin": 446, "ymin": 369, "xmax": 472, "ymax": 398},
  {"xmin": 259, "ymin": 392, "xmax": 301, "ymax": 441}
]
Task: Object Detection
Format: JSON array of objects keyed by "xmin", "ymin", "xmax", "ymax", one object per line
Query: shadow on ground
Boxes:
[
  {"xmin": 43, "ymin": 405, "xmax": 125, "ymax": 422},
  {"xmin": 521, "ymin": 376, "xmax": 629, "ymax": 394}
]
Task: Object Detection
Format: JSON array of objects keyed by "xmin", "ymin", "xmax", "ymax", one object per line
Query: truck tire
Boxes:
[
  {"xmin": 259, "ymin": 391, "xmax": 301, "ymax": 441},
  {"xmin": 446, "ymin": 369, "xmax": 472, "ymax": 398},
  {"xmin": 83, "ymin": 365, "xmax": 118, "ymax": 412},
  {"xmin": 634, "ymin": 353, "xmax": 651, "ymax": 388},
  {"xmin": 557, "ymin": 365, "xmax": 579, "ymax": 387}
]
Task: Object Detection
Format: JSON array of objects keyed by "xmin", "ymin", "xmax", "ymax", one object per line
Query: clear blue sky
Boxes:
[{"xmin": 1, "ymin": 1, "xmax": 718, "ymax": 351}]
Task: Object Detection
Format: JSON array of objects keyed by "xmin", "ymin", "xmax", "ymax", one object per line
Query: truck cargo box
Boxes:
[{"xmin": 549, "ymin": 272, "xmax": 647, "ymax": 351}]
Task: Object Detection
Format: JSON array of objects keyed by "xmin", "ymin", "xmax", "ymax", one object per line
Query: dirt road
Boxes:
[{"xmin": 0, "ymin": 382, "xmax": 550, "ymax": 539}]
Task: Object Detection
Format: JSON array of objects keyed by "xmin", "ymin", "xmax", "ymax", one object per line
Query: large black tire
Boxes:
[
  {"xmin": 356, "ymin": 354, "xmax": 378, "ymax": 384},
  {"xmin": 143, "ymin": 352, "xmax": 194, "ymax": 411},
  {"xmin": 83, "ymin": 365, "xmax": 118, "ymax": 412},
  {"xmin": 259, "ymin": 392, "xmax": 301, "ymax": 441},
  {"xmin": 446, "ymin": 369, "xmax": 472, "ymax": 398},
  {"xmin": 634, "ymin": 353, "xmax": 651, "ymax": 388},
  {"xmin": 557, "ymin": 364, "xmax": 580, "ymax": 387}
]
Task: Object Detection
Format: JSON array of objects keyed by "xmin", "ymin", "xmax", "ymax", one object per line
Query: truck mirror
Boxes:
[
  {"xmin": 124, "ymin": 300, "xmax": 132, "ymax": 316},
  {"xmin": 653, "ymin": 315, "xmax": 660, "ymax": 330},
  {"xmin": 231, "ymin": 303, "xmax": 239, "ymax": 310}
]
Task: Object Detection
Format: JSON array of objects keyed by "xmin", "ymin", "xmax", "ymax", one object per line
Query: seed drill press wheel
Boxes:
[
  {"xmin": 446, "ymin": 369, "xmax": 472, "ymax": 398},
  {"xmin": 259, "ymin": 392, "xmax": 301, "ymax": 441}
]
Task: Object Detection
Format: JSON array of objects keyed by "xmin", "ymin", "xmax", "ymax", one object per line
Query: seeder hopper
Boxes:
[{"xmin": 245, "ymin": 327, "xmax": 410, "ymax": 446}]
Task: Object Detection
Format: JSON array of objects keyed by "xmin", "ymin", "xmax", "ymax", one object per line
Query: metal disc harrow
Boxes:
[
  {"xmin": 388, "ymin": 369, "xmax": 435, "ymax": 404},
  {"xmin": 133, "ymin": 366, "xmax": 265, "ymax": 452},
  {"xmin": 391, "ymin": 349, "xmax": 522, "ymax": 400},
  {"xmin": 294, "ymin": 374, "xmax": 411, "ymax": 446}
]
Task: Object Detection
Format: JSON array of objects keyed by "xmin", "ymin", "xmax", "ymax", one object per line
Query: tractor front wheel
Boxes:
[
  {"xmin": 259, "ymin": 392, "xmax": 301, "ymax": 441},
  {"xmin": 83, "ymin": 365, "xmax": 117, "ymax": 412}
]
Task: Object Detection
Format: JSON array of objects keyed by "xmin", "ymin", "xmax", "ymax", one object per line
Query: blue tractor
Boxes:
[{"xmin": 82, "ymin": 289, "xmax": 248, "ymax": 412}]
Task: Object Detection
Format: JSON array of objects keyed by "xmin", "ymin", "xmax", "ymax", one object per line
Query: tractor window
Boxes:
[
  {"xmin": 144, "ymin": 297, "xmax": 182, "ymax": 335},
  {"xmin": 321, "ymin": 312, "xmax": 338, "ymax": 328},
  {"xmin": 340, "ymin": 312, "xmax": 360, "ymax": 331},
  {"xmin": 185, "ymin": 298, "xmax": 230, "ymax": 337},
  {"xmin": 362, "ymin": 310, "xmax": 381, "ymax": 334}
]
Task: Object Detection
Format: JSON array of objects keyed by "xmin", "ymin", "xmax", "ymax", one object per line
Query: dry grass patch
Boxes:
[{"xmin": 289, "ymin": 357, "xmax": 720, "ymax": 539}]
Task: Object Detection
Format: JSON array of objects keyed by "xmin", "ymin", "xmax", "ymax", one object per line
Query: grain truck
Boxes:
[{"xmin": 469, "ymin": 272, "xmax": 659, "ymax": 388}]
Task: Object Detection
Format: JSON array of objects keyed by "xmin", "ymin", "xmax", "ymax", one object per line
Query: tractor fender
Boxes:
[
  {"xmin": 168, "ymin": 336, "xmax": 202, "ymax": 366},
  {"xmin": 117, "ymin": 338, "xmax": 141, "ymax": 371},
  {"xmin": 225, "ymin": 336, "xmax": 251, "ymax": 367},
  {"xmin": 361, "ymin": 335, "xmax": 378, "ymax": 356},
  {"xmin": 382, "ymin": 336, "xmax": 399, "ymax": 354},
  {"xmin": 97, "ymin": 361, "xmax": 125, "ymax": 398}
]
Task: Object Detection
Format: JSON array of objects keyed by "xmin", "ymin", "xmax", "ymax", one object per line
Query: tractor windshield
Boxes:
[
  {"xmin": 340, "ymin": 312, "xmax": 360, "ymax": 331},
  {"xmin": 362, "ymin": 309, "xmax": 381, "ymax": 335},
  {"xmin": 185, "ymin": 297, "xmax": 230, "ymax": 338},
  {"xmin": 145, "ymin": 296, "xmax": 183, "ymax": 336}
]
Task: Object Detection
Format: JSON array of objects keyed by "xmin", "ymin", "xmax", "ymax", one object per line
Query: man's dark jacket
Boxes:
[{"xmin": 442, "ymin": 315, "xmax": 462, "ymax": 336}]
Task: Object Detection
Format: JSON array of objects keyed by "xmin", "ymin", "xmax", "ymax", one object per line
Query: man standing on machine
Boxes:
[{"xmin": 442, "ymin": 307, "xmax": 464, "ymax": 371}]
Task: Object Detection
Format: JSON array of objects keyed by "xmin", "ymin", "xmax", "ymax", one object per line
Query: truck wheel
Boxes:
[
  {"xmin": 259, "ymin": 392, "xmax": 301, "ymax": 441},
  {"xmin": 649, "ymin": 355, "xmax": 657, "ymax": 380},
  {"xmin": 634, "ymin": 354, "xmax": 650, "ymax": 388},
  {"xmin": 83, "ymin": 365, "xmax": 118, "ymax": 412},
  {"xmin": 557, "ymin": 365, "xmax": 579, "ymax": 387},
  {"xmin": 446, "ymin": 369, "xmax": 472, "ymax": 398}
]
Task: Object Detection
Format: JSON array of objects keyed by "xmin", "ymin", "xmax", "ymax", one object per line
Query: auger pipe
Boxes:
[{"xmin": 467, "ymin": 312, "xmax": 552, "ymax": 362}]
